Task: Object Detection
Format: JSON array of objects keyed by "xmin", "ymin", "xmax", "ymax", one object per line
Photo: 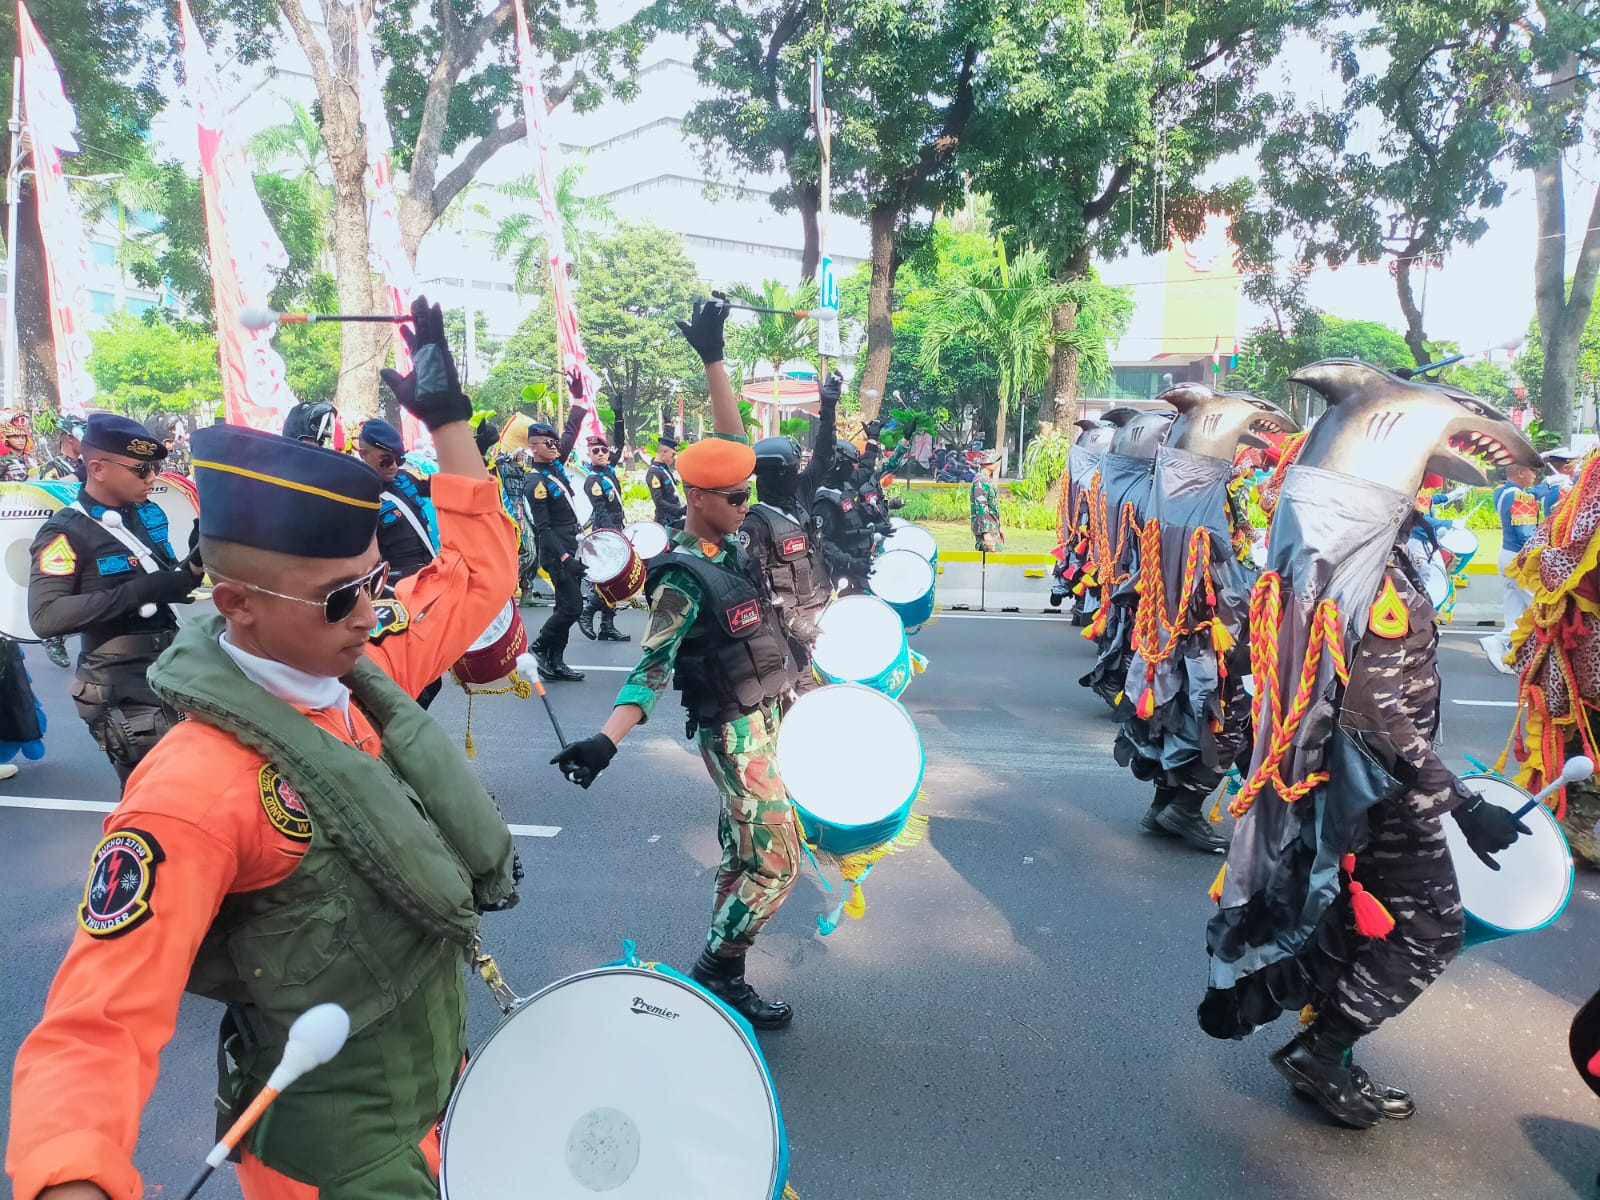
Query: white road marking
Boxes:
[
  {"xmin": 933, "ymin": 611, "xmax": 1066, "ymax": 622},
  {"xmin": 565, "ymin": 664, "xmax": 632, "ymax": 672},
  {"xmin": 0, "ymin": 796, "xmax": 562, "ymax": 837},
  {"xmin": 1452, "ymin": 699, "xmax": 1517, "ymax": 708}
]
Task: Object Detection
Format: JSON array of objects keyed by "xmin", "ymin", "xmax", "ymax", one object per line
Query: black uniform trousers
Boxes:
[
  {"xmin": 537, "ymin": 529, "xmax": 585, "ymax": 651},
  {"xmin": 72, "ymin": 634, "xmax": 179, "ymax": 784}
]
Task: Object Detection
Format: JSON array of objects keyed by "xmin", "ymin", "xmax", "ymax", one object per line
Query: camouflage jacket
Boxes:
[{"xmin": 970, "ymin": 478, "xmax": 1004, "ymax": 550}]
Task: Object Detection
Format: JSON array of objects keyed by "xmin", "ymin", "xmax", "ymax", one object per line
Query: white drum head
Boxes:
[
  {"xmin": 467, "ymin": 602, "xmax": 517, "ymax": 653},
  {"xmin": 1446, "ymin": 774, "xmax": 1574, "ymax": 933},
  {"xmin": 883, "ymin": 524, "xmax": 938, "ymax": 561},
  {"xmin": 813, "ymin": 595, "xmax": 904, "ymax": 681},
  {"xmin": 889, "ymin": 516, "xmax": 910, "ymax": 531},
  {"xmin": 579, "ymin": 530, "xmax": 634, "ymax": 577},
  {"xmin": 568, "ymin": 467, "xmax": 595, "ymax": 527},
  {"xmin": 625, "ymin": 521, "xmax": 670, "ymax": 558},
  {"xmin": 441, "ymin": 968, "xmax": 781, "ymax": 1199},
  {"xmin": 1423, "ymin": 559, "xmax": 1450, "ymax": 608},
  {"xmin": 1439, "ymin": 526, "xmax": 1477, "ymax": 557},
  {"xmin": 778, "ymin": 683, "xmax": 923, "ymax": 825},
  {"xmin": 148, "ymin": 475, "xmax": 198, "ymax": 560},
  {"xmin": 0, "ymin": 483, "xmax": 70, "ymax": 640},
  {"xmin": 869, "ymin": 549, "xmax": 935, "ymax": 605}
]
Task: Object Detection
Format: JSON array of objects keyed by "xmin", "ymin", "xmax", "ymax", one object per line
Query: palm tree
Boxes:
[
  {"xmin": 727, "ymin": 280, "xmax": 819, "ymax": 437},
  {"xmin": 251, "ymin": 102, "xmax": 334, "ymax": 267},
  {"xmin": 919, "ymin": 239, "xmax": 1118, "ymax": 468},
  {"xmin": 72, "ymin": 151, "xmax": 167, "ymax": 306},
  {"xmin": 493, "ymin": 161, "xmax": 615, "ymax": 295}
]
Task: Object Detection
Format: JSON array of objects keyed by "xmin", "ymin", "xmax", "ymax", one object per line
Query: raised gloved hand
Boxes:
[
  {"xmin": 567, "ymin": 367, "xmax": 585, "ymax": 400},
  {"xmin": 1452, "ymin": 792, "xmax": 1531, "ymax": 869},
  {"xmin": 818, "ymin": 371, "xmax": 844, "ymax": 410},
  {"xmin": 864, "ymin": 418, "xmax": 884, "ymax": 442},
  {"xmin": 378, "ymin": 295, "xmax": 471, "ymax": 430},
  {"xmin": 551, "ymin": 733, "xmax": 617, "ymax": 788},
  {"xmin": 675, "ymin": 295, "xmax": 730, "ymax": 365}
]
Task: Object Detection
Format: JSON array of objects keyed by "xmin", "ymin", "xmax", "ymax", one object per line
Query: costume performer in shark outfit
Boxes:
[
  {"xmin": 1079, "ymin": 409, "xmax": 1176, "ymax": 709},
  {"xmin": 1115, "ymin": 384, "xmax": 1298, "ymax": 853},
  {"xmin": 1053, "ymin": 410, "xmax": 1138, "ymax": 624},
  {"xmin": 1198, "ymin": 361, "xmax": 1544, "ymax": 1130}
]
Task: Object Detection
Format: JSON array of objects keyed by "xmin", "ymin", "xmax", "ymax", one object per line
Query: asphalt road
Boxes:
[{"xmin": 3, "ymin": 608, "xmax": 1598, "ymax": 1200}]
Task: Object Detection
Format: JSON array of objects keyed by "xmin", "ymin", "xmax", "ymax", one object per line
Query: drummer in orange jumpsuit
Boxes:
[{"xmin": 6, "ymin": 297, "xmax": 521, "ymax": 1200}]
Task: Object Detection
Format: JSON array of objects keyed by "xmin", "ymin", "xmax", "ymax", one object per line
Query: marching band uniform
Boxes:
[
  {"xmin": 1199, "ymin": 360, "xmax": 1540, "ymax": 1130},
  {"xmin": 578, "ymin": 418, "xmax": 632, "ymax": 643},
  {"xmin": 360, "ymin": 420, "xmax": 439, "ymax": 583},
  {"xmin": 7, "ymin": 301, "xmax": 520, "ymax": 1200},
  {"xmin": 27, "ymin": 416, "xmax": 201, "ymax": 784},
  {"xmin": 812, "ymin": 443, "xmax": 877, "ymax": 594},
  {"xmin": 646, "ymin": 435, "xmax": 688, "ymax": 528},
  {"xmin": 525, "ymin": 407, "xmax": 588, "ymax": 682}
]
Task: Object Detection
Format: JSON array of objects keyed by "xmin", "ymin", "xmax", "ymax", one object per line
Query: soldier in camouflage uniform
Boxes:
[
  {"xmin": 553, "ymin": 296, "xmax": 802, "ymax": 1030},
  {"xmin": 970, "ymin": 451, "xmax": 1005, "ymax": 551}
]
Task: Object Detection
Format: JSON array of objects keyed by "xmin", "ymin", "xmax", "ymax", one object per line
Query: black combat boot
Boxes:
[
  {"xmin": 576, "ymin": 597, "xmax": 598, "ymax": 640},
  {"xmin": 688, "ymin": 948, "xmax": 793, "ymax": 1030},
  {"xmin": 1155, "ymin": 797, "xmax": 1228, "ymax": 853},
  {"xmin": 1140, "ymin": 787, "xmax": 1175, "ymax": 835},
  {"xmin": 548, "ymin": 647, "xmax": 585, "ymax": 682},
  {"xmin": 1270, "ymin": 1017, "xmax": 1383, "ymax": 1129},
  {"xmin": 531, "ymin": 641, "xmax": 561, "ymax": 682},
  {"xmin": 597, "ymin": 607, "xmax": 631, "ymax": 642},
  {"xmin": 1276, "ymin": 1030, "xmax": 1415, "ymax": 1119}
]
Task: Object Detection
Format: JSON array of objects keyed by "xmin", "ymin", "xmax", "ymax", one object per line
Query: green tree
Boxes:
[
  {"xmin": 1319, "ymin": 316, "xmax": 1416, "ymax": 369},
  {"xmin": 727, "ymin": 279, "xmax": 818, "ymax": 434},
  {"xmin": 492, "ymin": 161, "xmax": 615, "ymax": 296},
  {"xmin": 1442, "ymin": 358, "xmax": 1518, "ymax": 409},
  {"xmin": 1517, "ymin": 291, "xmax": 1600, "ymax": 430},
  {"xmin": 250, "ymin": 100, "xmax": 335, "ymax": 266},
  {"xmin": 87, "ymin": 312, "xmax": 223, "ymax": 423}
]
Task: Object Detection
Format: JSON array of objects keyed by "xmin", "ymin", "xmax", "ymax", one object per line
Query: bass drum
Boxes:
[
  {"xmin": 149, "ymin": 472, "xmax": 199, "ymax": 560},
  {"xmin": 0, "ymin": 482, "xmax": 76, "ymax": 640}
]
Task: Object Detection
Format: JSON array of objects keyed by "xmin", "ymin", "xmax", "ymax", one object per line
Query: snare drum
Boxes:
[
  {"xmin": 452, "ymin": 602, "xmax": 529, "ymax": 685},
  {"xmin": 813, "ymin": 594, "xmax": 916, "ymax": 698},
  {"xmin": 0, "ymin": 482, "xmax": 73, "ymax": 640},
  {"xmin": 869, "ymin": 549, "xmax": 936, "ymax": 632},
  {"xmin": 624, "ymin": 520, "xmax": 670, "ymax": 560},
  {"xmin": 441, "ymin": 959, "xmax": 790, "ymax": 1199},
  {"xmin": 1438, "ymin": 525, "xmax": 1477, "ymax": 576},
  {"xmin": 1444, "ymin": 773, "xmax": 1574, "ymax": 946},
  {"xmin": 579, "ymin": 529, "xmax": 646, "ymax": 606},
  {"xmin": 1422, "ymin": 556, "xmax": 1451, "ymax": 611},
  {"xmin": 778, "ymin": 682, "xmax": 925, "ymax": 855}
]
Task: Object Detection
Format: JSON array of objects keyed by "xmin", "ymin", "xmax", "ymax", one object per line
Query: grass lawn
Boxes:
[{"xmin": 920, "ymin": 521, "xmax": 1058, "ymax": 555}]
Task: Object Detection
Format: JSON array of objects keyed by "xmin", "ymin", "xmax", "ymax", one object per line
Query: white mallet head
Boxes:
[
  {"xmin": 239, "ymin": 306, "xmax": 280, "ymax": 331},
  {"xmin": 1562, "ymin": 756, "xmax": 1595, "ymax": 784},
  {"xmin": 516, "ymin": 653, "xmax": 538, "ymax": 681},
  {"xmin": 266, "ymin": 1003, "xmax": 350, "ymax": 1091},
  {"xmin": 138, "ymin": 603, "xmax": 157, "ymax": 618},
  {"xmin": 101, "ymin": 510, "xmax": 123, "ymax": 529}
]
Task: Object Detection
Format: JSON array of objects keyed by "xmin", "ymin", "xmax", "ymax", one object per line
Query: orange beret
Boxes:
[{"xmin": 677, "ymin": 436, "xmax": 755, "ymax": 488}]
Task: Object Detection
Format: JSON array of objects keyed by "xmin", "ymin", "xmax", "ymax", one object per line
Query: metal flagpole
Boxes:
[
  {"xmin": 5, "ymin": 57, "xmax": 24, "ymax": 413},
  {"xmin": 812, "ymin": 47, "xmax": 839, "ymax": 378}
]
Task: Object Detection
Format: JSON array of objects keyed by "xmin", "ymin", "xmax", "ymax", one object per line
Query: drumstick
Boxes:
[
  {"xmin": 518, "ymin": 654, "xmax": 569, "ymax": 747},
  {"xmin": 239, "ymin": 306, "xmax": 413, "ymax": 331},
  {"xmin": 177, "ymin": 1004, "xmax": 350, "ymax": 1199},
  {"xmin": 1513, "ymin": 756, "xmax": 1595, "ymax": 820}
]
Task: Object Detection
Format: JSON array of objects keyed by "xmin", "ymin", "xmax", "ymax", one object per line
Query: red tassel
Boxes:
[
  {"xmin": 1341, "ymin": 854, "xmax": 1395, "ymax": 939},
  {"xmin": 1136, "ymin": 686, "xmax": 1155, "ymax": 720}
]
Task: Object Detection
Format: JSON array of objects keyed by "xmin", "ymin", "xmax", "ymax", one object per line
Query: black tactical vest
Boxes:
[
  {"xmin": 813, "ymin": 485, "xmax": 875, "ymax": 557},
  {"xmin": 746, "ymin": 502, "xmax": 825, "ymax": 617}
]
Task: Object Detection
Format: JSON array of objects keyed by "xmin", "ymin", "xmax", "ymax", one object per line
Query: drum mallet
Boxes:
[
  {"xmin": 98, "ymin": 510, "xmax": 159, "ymax": 618},
  {"xmin": 518, "ymin": 653, "xmax": 569, "ymax": 747},
  {"xmin": 240, "ymin": 306, "xmax": 415, "ymax": 330},
  {"xmin": 1512, "ymin": 756, "xmax": 1595, "ymax": 820},
  {"xmin": 177, "ymin": 1003, "xmax": 350, "ymax": 1199}
]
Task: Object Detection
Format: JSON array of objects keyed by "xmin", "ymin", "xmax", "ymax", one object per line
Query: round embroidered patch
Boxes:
[
  {"xmin": 258, "ymin": 764, "xmax": 312, "ymax": 842},
  {"xmin": 79, "ymin": 829, "xmax": 164, "ymax": 938},
  {"xmin": 369, "ymin": 596, "xmax": 411, "ymax": 644}
]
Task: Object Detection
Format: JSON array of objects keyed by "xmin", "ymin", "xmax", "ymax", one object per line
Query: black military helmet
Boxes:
[
  {"xmin": 753, "ymin": 436, "xmax": 801, "ymax": 470},
  {"xmin": 824, "ymin": 439, "xmax": 861, "ymax": 487}
]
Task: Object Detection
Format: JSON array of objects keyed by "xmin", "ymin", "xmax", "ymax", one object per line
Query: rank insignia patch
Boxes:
[
  {"xmin": 368, "ymin": 597, "xmax": 411, "ymax": 644},
  {"xmin": 533, "ymin": 482, "xmax": 549, "ymax": 500},
  {"xmin": 258, "ymin": 764, "xmax": 312, "ymax": 842},
  {"xmin": 649, "ymin": 475, "xmax": 661, "ymax": 489},
  {"xmin": 38, "ymin": 533, "xmax": 75, "ymax": 576},
  {"xmin": 1367, "ymin": 577, "xmax": 1409, "ymax": 639},
  {"xmin": 79, "ymin": 829, "xmax": 163, "ymax": 938}
]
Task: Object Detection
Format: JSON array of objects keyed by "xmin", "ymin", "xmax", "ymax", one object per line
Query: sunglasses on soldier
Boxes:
[
  {"xmin": 212, "ymin": 560, "xmax": 390, "ymax": 623},
  {"xmin": 697, "ymin": 486, "xmax": 750, "ymax": 507}
]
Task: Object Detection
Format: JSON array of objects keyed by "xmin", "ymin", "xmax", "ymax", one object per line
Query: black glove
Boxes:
[
  {"xmin": 1452, "ymin": 793, "xmax": 1532, "ymax": 869},
  {"xmin": 552, "ymin": 733, "xmax": 617, "ymax": 788},
  {"xmin": 139, "ymin": 567, "xmax": 199, "ymax": 606},
  {"xmin": 905, "ymin": 416, "xmax": 917, "ymax": 436},
  {"xmin": 186, "ymin": 521, "xmax": 202, "ymax": 572},
  {"xmin": 676, "ymin": 295, "xmax": 730, "ymax": 365},
  {"xmin": 888, "ymin": 494, "xmax": 905, "ymax": 510},
  {"xmin": 378, "ymin": 294, "xmax": 471, "ymax": 430},
  {"xmin": 567, "ymin": 367, "xmax": 585, "ymax": 400},
  {"xmin": 818, "ymin": 371, "xmax": 843, "ymax": 410},
  {"xmin": 865, "ymin": 418, "xmax": 884, "ymax": 442}
]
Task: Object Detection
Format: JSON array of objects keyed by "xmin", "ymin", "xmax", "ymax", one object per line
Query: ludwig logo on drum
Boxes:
[{"xmin": 630, "ymin": 996, "xmax": 680, "ymax": 1020}]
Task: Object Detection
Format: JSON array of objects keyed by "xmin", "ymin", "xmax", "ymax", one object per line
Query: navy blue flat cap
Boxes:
[
  {"xmin": 359, "ymin": 419, "xmax": 405, "ymax": 455},
  {"xmin": 527, "ymin": 422, "xmax": 558, "ymax": 440},
  {"xmin": 192, "ymin": 424, "xmax": 383, "ymax": 558},
  {"xmin": 83, "ymin": 414, "xmax": 166, "ymax": 462}
]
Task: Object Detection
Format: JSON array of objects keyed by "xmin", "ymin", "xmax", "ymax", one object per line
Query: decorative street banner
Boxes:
[
  {"xmin": 16, "ymin": 1, "xmax": 95, "ymax": 415},
  {"xmin": 178, "ymin": 0, "xmax": 298, "ymax": 432},
  {"xmin": 349, "ymin": 0, "xmax": 427, "ymax": 450},
  {"xmin": 513, "ymin": 0, "xmax": 603, "ymax": 444}
]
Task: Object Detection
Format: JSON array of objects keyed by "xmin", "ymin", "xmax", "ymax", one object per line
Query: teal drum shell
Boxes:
[
  {"xmin": 779, "ymin": 683, "xmax": 925, "ymax": 856},
  {"xmin": 869, "ymin": 549, "xmax": 936, "ymax": 633},
  {"xmin": 1446, "ymin": 773, "xmax": 1575, "ymax": 947},
  {"xmin": 441, "ymin": 954, "xmax": 789, "ymax": 1199},
  {"xmin": 32, "ymin": 480, "xmax": 80, "ymax": 506},
  {"xmin": 811, "ymin": 594, "xmax": 913, "ymax": 698}
]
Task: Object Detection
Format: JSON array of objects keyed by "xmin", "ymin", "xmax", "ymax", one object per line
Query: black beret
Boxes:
[
  {"xmin": 527, "ymin": 422, "xmax": 558, "ymax": 440},
  {"xmin": 83, "ymin": 413, "xmax": 167, "ymax": 462},
  {"xmin": 658, "ymin": 432, "xmax": 681, "ymax": 450},
  {"xmin": 360, "ymin": 419, "xmax": 405, "ymax": 455},
  {"xmin": 192, "ymin": 424, "xmax": 382, "ymax": 558}
]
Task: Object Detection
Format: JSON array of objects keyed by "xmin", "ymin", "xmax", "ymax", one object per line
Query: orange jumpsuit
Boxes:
[{"xmin": 6, "ymin": 473, "xmax": 517, "ymax": 1200}]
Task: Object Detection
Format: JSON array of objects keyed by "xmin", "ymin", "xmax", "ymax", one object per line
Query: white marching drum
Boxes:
[
  {"xmin": 882, "ymin": 522, "xmax": 939, "ymax": 563},
  {"xmin": 813, "ymin": 594, "xmax": 915, "ymax": 697},
  {"xmin": 1445, "ymin": 773, "xmax": 1574, "ymax": 945},
  {"xmin": 149, "ymin": 472, "xmax": 200, "ymax": 562},
  {"xmin": 869, "ymin": 548, "xmax": 936, "ymax": 632},
  {"xmin": 624, "ymin": 520, "xmax": 670, "ymax": 560},
  {"xmin": 0, "ymin": 482, "xmax": 74, "ymax": 640},
  {"xmin": 440, "ymin": 964, "xmax": 789, "ymax": 1199}
]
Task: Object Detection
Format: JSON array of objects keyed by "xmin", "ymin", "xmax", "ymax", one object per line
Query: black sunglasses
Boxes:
[
  {"xmin": 700, "ymin": 487, "xmax": 751, "ymax": 507},
  {"xmin": 110, "ymin": 461, "xmax": 161, "ymax": 481},
  {"xmin": 213, "ymin": 560, "xmax": 390, "ymax": 623}
]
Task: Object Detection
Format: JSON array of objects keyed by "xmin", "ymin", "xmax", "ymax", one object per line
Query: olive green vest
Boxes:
[{"xmin": 148, "ymin": 617, "xmax": 518, "ymax": 1191}]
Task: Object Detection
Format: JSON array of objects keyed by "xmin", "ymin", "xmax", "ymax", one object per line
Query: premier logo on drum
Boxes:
[{"xmin": 630, "ymin": 996, "xmax": 680, "ymax": 1020}]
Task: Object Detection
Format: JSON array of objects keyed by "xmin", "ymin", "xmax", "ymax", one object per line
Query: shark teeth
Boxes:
[{"xmin": 1448, "ymin": 431, "xmax": 1516, "ymax": 467}]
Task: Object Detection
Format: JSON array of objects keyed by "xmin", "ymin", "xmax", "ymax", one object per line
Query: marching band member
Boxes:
[
  {"xmin": 1481, "ymin": 460, "xmax": 1543, "ymax": 674},
  {"xmin": 812, "ymin": 442, "xmax": 878, "ymax": 594},
  {"xmin": 6, "ymin": 296, "xmax": 521, "ymax": 1200},
  {"xmin": 646, "ymin": 430, "xmax": 688, "ymax": 528},
  {"xmin": 27, "ymin": 415, "xmax": 202, "ymax": 785},
  {"xmin": 357, "ymin": 418, "xmax": 438, "ymax": 582},
  {"xmin": 1, "ymin": 410, "xmax": 39, "ymax": 480},
  {"xmin": 553, "ymin": 296, "xmax": 802, "ymax": 1029},
  {"xmin": 1200, "ymin": 361, "xmax": 1541, "ymax": 1130},
  {"xmin": 578, "ymin": 414, "xmax": 632, "ymax": 643},
  {"xmin": 523, "ymin": 398, "xmax": 589, "ymax": 682}
]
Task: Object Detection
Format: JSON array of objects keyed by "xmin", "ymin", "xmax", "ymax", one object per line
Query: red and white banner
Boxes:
[
  {"xmin": 17, "ymin": 1, "xmax": 95, "ymax": 415},
  {"xmin": 349, "ymin": 0, "xmax": 428, "ymax": 450},
  {"xmin": 513, "ymin": 0, "xmax": 603, "ymax": 444},
  {"xmin": 178, "ymin": 0, "xmax": 298, "ymax": 432}
]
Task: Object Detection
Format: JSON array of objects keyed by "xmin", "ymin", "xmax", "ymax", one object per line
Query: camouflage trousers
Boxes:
[
  {"xmin": 695, "ymin": 704, "xmax": 801, "ymax": 957},
  {"xmin": 1319, "ymin": 858, "xmax": 1465, "ymax": 1034}
]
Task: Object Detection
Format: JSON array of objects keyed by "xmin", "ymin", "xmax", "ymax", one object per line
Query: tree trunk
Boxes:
[
  {"xmin": 10, "ymin": 184, "xmax": 58, "ymax": 412},
  {"xmin": 858, "ymin": 204, "xmax": 898, "ymax": 420},
  {"xmin": 993, "ymin": 397, "xmax": 1008, "ymax": 470},
  {"xmin": 1047, "ymin": 300, "xmax": 1083, "ymax": 429},
  {"xmin": 1391, "ymin": 246, "xmax": 1431, "ymax": 368},
  {"xmin": 798, "ymin": 183, "xmax": 821, "ymax": 283}
]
